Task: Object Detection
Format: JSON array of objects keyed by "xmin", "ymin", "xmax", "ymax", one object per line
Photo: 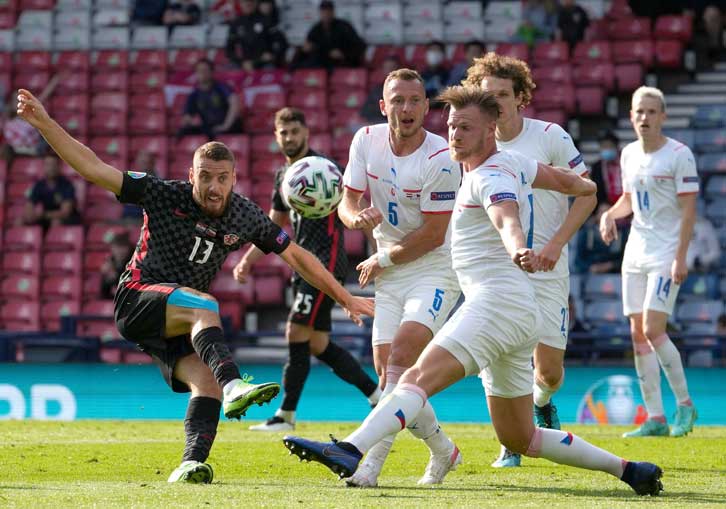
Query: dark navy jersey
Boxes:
[
  {"xmin": 116, "ymin": 171, "xmax": 291, "ymax": 292},
  {"xmin": 271, "ymin": 150, "xmax": 348, "ymax": 282}
]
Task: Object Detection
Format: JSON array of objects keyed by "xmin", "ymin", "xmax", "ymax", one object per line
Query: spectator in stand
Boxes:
[
  {"xmin": 292, "ymin": 1, "xmax": 366, "ymax": 69},
  {"xmin": 515, "ymin": 0, "xmax": 558, "ymax": 47},
  {"xmin": 177, "ymin": 59, "xmax": 242, "ymax": 141},
  {"xmin": 132, "ymin": 0, "xmax": 168, "ymax": 26},
  {"xmin": 702, "ymin": 5, "xmax": 725, "ymax": 60},
  {"xmin": 687, "ymin": 215, "xmax": 721, "ymax": 272},
  {"xmin": 163, "ymin": 0, "xmax": 202, "ymax": 29},
  {"xmin": 447, "ymin": 40, "xmax": 485, "ymax": 86},
  {"xmin": 258, "ymin": 0, "xmax": 280, "ymax": 26},
  {"xmin": 420, "ymin": 41, "xmax": 449, "ymax": 99},
  {"xmin": 360, "ymin": 54, "xmax": 402, "ymax": 123},
  {"xmin": 100, "ymin": 231, "xmax": 135, "ymax": 300},
  {"xmin": 226, "ymin": 0, "xmax": 287, "ymax": 70},
  {"xmin": 122, "ymin": 150, "xmax": 157, "ymax": 223},
  {"xmin": 22, "ymin": 154, "xmax": 81, "ymax": 230},
  {"xmin": 574, "ymin": 214, "xmax": 628, "ymax": 274},
  {"xmin": 556, "ymin": 0, "xmax": 590, "ymax": 50},
  {"xmin": 590, "ymin": 130, "xmax": 623, "ymax": 218}
]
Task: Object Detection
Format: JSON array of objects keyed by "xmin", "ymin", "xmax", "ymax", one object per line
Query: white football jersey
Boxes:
[
  {"xmin": 452, "ymin": 149, "xmax": 538, "ymax": 294},
  {"xmin": 496, "ymin": 118, "xmax": 589, "ymax": 280},
  {"xmin": 621, "ymin": 137, "xmax": 699, "ymax": 265},
  {"xmin": 345, "ymin": 124, "xmax": 461, "ymax": 265}
]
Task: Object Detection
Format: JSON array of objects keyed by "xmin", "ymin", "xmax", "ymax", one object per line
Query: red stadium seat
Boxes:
[
  {"xmin": 91, "ymin": 92, "xmax": 128, "ymax": 113},
  {"xmin": 82, "ymin": 299, "xmax": 115, "ymax": 318},
  {"xmin": 16, "ymin": 51, "xmax": 51, "ymax": 71},
  {"xmin": 289, "ymin": 89, "xmax": 327, "ymax": 109},
  {"xmin": 254, "ymin": 275, "xmax": 285, "ymax": 306},
  {"xmin": 250, "ymin": 179, "xmax": 274, "ymax": 201},
  {"xmin": 532, "ymin": 83, "xmax": 575, "ymax": 114},
  {"xmin": 575, "ymin": 86, "xmax": 606, "ymax": 115},
  {"xmin": 330, "ymin": 68, "xmax": 368, "ymax": 90},
  {"xmin": 86, "ymin": 184, "xmax": 120, "ymax": 207},
  {"xmin": 130, "ymin": 70, "xmax": 167, "ymax": 92},
  {"xmin": 606, "ymin": 0, "xmax": 634, "ymax": 19},
  {"xmin": 20, "ymin": 0, "xmax": 53, "ymax": 7},
  {"xmin": 78, "ymin": 319, "xmax": 122, "ymax": 341},
  {"xmin": 424, "ymin": 108, "xmax": 448, "ymax": 134},
  {"xmin": 90, "ymin": 111, "xmax": 128, "ymax": 136},
  {"xmin": 209, "ymin": 274, "xmax": 244, "ymax": 301},
  {"xmin": 654, "ymin": 40, "xmax": 683, "ymax": 68},
  {"xmin": 584, "ymin": 19, "xmax": 609, "ymax": 41},
  {"xmin": 242, "ymin": 111, "xmax": 274, "ymax": 134},
  {"xmin": 55, "ymin": 73, "xmax": 90, "ymax": 95},
  {"xmin": 51, "ymin": 93, "xmax": 90, "ymax": 114},
  {"xmin": 130, "ymin": 135, "xmax": 169, "ymax": 158},
  {"xmin": 344, "ymin": 229, "xmax": 366, "ymax": 258},
  {"xmin": 615, "ymin": 63, "xmax": 644, "ymax": 92},
  {"xmin": 1, "ymin": 274, "xmax": 40, "ymax": 301},
  {"xmin": 6, "ymin": 180, "xmax": 34, "ymax": 202},
  {"xmin": 612, "ymin": 40, "xmax": 654, "ymax": 67},
  {"xmin": 309, "ymin": 133, "xmax": 332, "ymax": 155},
  {"xmin": 43, "ymin": 251, "xmax": 82, "ymax": 276},
  {"xmin": 573, "ymin": 41, "xmax": 611, "ymax": 63},
  {"xmin": 574, "ymin": 63, "xmax": 615, "ymax": 92},
  {"xmin": 90, "ymin": 135, "xmax": 129, "ymax": 161},
  {"xmin": 216, "ymin": 134, "xmax": 250, "ymax": 159},
  {"xmin": 250, "ymin": 157, "xmax": 284, "ymax": 182},
  {"xmin": 366, "ymin": 45, "xmax": 406, "ymax": 69},
  {"xmin": 83, "ymin": 272, "xmax": 102, "ymax": 301},
  {"xmin": 14, "ymin": 71, "xmax": 50, "ymax": 92},
  {"xmin": 250, "ymin": 134, "xmax": 281, "ymax": 159},
  {"xmin": 83, "ymin": 202, "xmax": 124, "ymax": 224},
  {"xmin": 0, "ymin": 301, "xmax": 40, "ymax": 331},
  {"xmin": 55, "ymin": 51, "xmax": 90, "ymax": 72},
  {"xmin": 129, "ymin": 111, "xmax": 167, "ymax": 134},
  {"xmin": 0, "ymin": 52, "xmax": 10, "ymax": 72},
  {"xmin": 84, "ymin": 250, "xmax": 109, "ymax": 273},
  {"xmin": 10, "ymin": 157, "xmax": 44, "ymax": 180},
  {"xmin": 532, "ymin": 63, "xmax": 572, "ymax": 84},
  {"xmin": 91, "ymin": 71, "xmax": 129, "ymax": 92},
  {"xmin": 168, "ymin": 48, "xmax": 205, "ymax": 71},
  {"xmin": 129, "ymin": 92, "xmax": 165, "ymax": 111},
  {"xmin": 493, "ymin": 43, "xmax": 529, "ymax": 62},
  {"xmin": 609, "ymin": 17, "xmax": 651, "ymax": 40},
  {"xmin": 300, "ymin": 109, "xmax": 330, "ymax": 133},
  {"xmin": 93, "ymin": 50, "xmax": 129, "ymax": 71},
  {"xmin": 0, "ymin": 11, "xmax": 15, "ymax": 29},
  {"xmin": 219, "ymin": 300, "xmax": 243, "ymax": 332},
  {"xmin": 535, "ymin": 109, "xmax": 568, "ymax": 128},
  {"xmin": 132, "ymin": 49, "xmax": 168, "ymax": 71},
  {"xmin": 40, "ymin": 300, "xmax": 80, "ymax": 332},
  {"xmin": 533, "ymin": 42, "xmax": 569, "ymax": 64},
  {"xmin": 248, "ymin": 90, "xmax": 286, "ymax": 110},
  {"xmin": 330, "ymin": 108, "xmax": 366, "ymax": 129},
  {"xmin": 2, "ymin": 251, "xmax": 41, "ymax": 275},
  {"xmin": 42, "ymin": 275, "xmax": 82, "ymax": 302},
  {"xmin": 329, "ymin": 90, "xmax": 367, "ymax": 109},
  {"xmin": 3, "ymin": 225, "xmax": 42, "ymax": 252},
  {"xmin": 654, "ymin": 15, "xmax": 693, "ymax": 43},
  {"xmin": 291, "ymin": 68, "xmax": 327, "ymax": 89},
  {"xmin": 54, "ymin": 110, "xmax": 89, "ymax": 136},
  {"xmin": 43, "ymin": 225, "xmax": 84, "ymax": 252},
  {"xmin": 175, "ymin": 135, "xmax": 207, "ymax": 157}
]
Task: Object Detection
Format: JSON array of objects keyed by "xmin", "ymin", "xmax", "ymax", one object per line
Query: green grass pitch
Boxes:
[{"xmin": 1, "ymin": 421, "xmax": 724, "ymax": 508}]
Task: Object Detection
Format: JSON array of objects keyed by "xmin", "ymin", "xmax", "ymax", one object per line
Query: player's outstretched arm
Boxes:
[
  {"xmin": 532, "ymin": 163, "xmax": 597, "ymax": 197},
  {"xmin": 234, "ymin": 209, "xmax": 289, "ymax": 284},
  {"xmin": 16, "ymin": 89, "xmax": 123, "ymax": 195},
  {"xmin": 487, "ymin": 200, "xmax": 538, "ymax": 272},
  {"xmin": 278, "ymin": 241, "xmax": 374, "ymax": 325},
  {"xmin": 338, "ymin": 187, "xmax": 383, "ymax": 230},
  {"xmin": 598, "ymin": 192, "xmax": 633, "ymax": 245}
]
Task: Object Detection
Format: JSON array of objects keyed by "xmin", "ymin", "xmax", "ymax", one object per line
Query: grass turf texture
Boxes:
[{"xmin": 1, "ymin": 421, "xmax": 724, "ymax": 508}]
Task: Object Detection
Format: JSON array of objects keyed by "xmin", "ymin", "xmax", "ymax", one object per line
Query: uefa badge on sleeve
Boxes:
[{"xmin": 224, "ymin": 234, "xmax": 239, "ymax": 246}]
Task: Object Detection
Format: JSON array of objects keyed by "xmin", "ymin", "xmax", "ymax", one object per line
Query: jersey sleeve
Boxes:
[
  {"xmin": 546, "ymin": 123, "xmax": 589, "ymax": 176},
  {"xmin": 420, "ymin": 151, "xmax": 461, "ymax": 214},
  {"xmin": 343, "ymin": 127, "xmax": 369, "ymax": 193},
  {"xmin": 116, "ymin": 171, "xmax": 164, "ymax": 207},
  {"xmin": 475, "ymin": 171, "xmax": 520, "ymax": 209},
  {"xmin": 620, "ymin": 149, "xmax": 632, "ymax": 194},
  {"xmin": 271, "ymin": 167, "xmax": 289, "ymax": 212},
  {"xmin": 246, "ymin": 200, "xmax": 292, "ymax": 254},
  {"xmin": 674, "ymin": 146, "xmax": 699, "ymax": 195},
  {"xmin": 509, "ymin": 150, "xmax": 539, "ymax": 185}
]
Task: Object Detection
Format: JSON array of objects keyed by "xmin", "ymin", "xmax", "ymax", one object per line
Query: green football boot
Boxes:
[
  {"xmin": 223, "ymin": 375, "xmax": 280, "ymax": 419},
  {"xmin": 167, "ymin": 461, "xmax": 214, "ymax": 483},
  {"xmin": 670, "ymin": 405, "xmax": 697, "ymax": 437},
  {"xmin": 622, "ymin": 419, "xmax": 670, "ymax": 438}
]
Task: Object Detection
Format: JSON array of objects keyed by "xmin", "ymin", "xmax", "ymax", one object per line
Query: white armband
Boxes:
[{"xmin": 378, "ymin": 249, "xmax": 394, "ymax": 268}]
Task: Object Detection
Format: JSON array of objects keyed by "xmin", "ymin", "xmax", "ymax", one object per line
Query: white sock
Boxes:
[
  {"xmin": 633, "ymin": 349, "xmax": 664, "ymax": 419},
  {"xmin": 406, "ymin": 401, "xmax": 453, "ymax": 456},
  {"xmin": 362, "ymin": 367, "xmax": 405, "ymax": 460},
  {"xmin": 345, "ymin": 383, "xmax": 427, "ymax": 453},
  {"xmin": 652, "ymin": 334, "xmax": 691, "ymax": 405},
  {"xmin": 367, "ymin": 386, "xmax": 382, "ymax": 406},
  {"xmin": 275, "ymin": 409, "xmax": 295, "ymax": 423},
  {"xmin": 526, "ymin": 428, "xmax": 626, "ymax": 478},
  {"xmin": 533, "ymin": 377, "xmax": 561, "ymax": 407},
  {"xmin": 222, "ymin": 378, "xmax": 241, "ymax": 396}
]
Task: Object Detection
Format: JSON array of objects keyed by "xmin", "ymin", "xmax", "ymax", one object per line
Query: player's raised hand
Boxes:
[
  {"xmin": 538, "ymin": 240, "xmax": 562, "ymax": 271},
  {"xmin": 343, "ymin": 296, "xmax": 375, "ymax": 327},
  {"xmin": 16, "ymin": 89, "xmax": 52, "ymax": 129},
  {"xmin": 352, "ymin": 206, "xmax": 383, "ymax": 230},
  {"xmin": 671, "ymin": 257, "xmax": 688, "ymax": 285},
  {"xmin": 356, "ymin": 252, "xmax": 385, "ymax": 288},
  {"xmin": 232, "ymin": 259, "xmax": 252, "ymax": 284},
  {"xmin": 599, "ymin": 211, "xmax": 618, "ymax": 245},
  {"xmin": 513, "ymin": 248, "xmax": 539, "ymax": 273}
]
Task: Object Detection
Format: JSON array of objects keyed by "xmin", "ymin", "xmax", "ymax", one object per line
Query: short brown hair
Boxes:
[
  {"xmin": 274, "ymin": 107, "xmax": 307, "ymax": 127},
  {"xmin": 436, "ymin": 86, "xmax": 501, "ymax": 121},
  {"xmin": 463, "ymin": 52, "xmax": 536, "ymax": 108},
  {"xmin": 193, "ymin": 141, "xmax": 235, "ymax": 166},
  {"xmin": 383, "ymin": 68, "xmax": 425, "ymax": 91}
]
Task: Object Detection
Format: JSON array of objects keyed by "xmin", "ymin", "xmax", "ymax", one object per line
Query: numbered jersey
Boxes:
[
  {"xmin": 621, "ymin": 137, "xmax": 699, "ymax": 265},
  {"xmin": 452, "ymin": 150, "xmax": 538, "ymax": 293},
  {"xmin": 116, "ymin": 172, "xmax": 290, "ymax": 292},
  {"xmin": 496, "ymin": 118, "xmax": 588, "ymax": 280},
  {"xmin": 345, "ymin": 124, "xmax": 461, "ymax": 262}
]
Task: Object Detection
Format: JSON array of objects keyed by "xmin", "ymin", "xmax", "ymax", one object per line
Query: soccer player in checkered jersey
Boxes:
[
  {"xmin": 238, "ymin": 108, "xmax": 381, "ymax": 432},
  {"xmin": 337, "ymin": 68, "xmax": 463, "ymax": 486},
  {"xmin": 600, "ymin": 86, "xmax": 699, "ymax": 438},
  {"xmin": 283, "ymin": 86, "xmax": 664, "ymax": 497},
  {"xmin": 16, "ymin": 89, "xmax": 374, "ymax": 484},
  {"xmin": 463, "ymin": 52, "xmax": 597, "ymax": 467}
]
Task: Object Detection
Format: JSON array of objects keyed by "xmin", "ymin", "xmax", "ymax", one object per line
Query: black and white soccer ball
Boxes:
[{"xmin": 281, "ymin": 156, "xmax": 343, "ymax": 219}]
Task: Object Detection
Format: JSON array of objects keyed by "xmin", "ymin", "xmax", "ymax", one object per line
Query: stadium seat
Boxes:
[
  {"xmin": 6, "ymin": 180, "xmax": 34, "ymax": 203},
  {"xmin": 84, "ymin": 250, "xmax": 109, "ymax": 273},
  {"xmin": 1, "ymin": 274, "xmax": 40, "ymax": 301},
  {"xmin": 289, "ymin": 89, "xmax": 327, "ymax": 109},
  {"xmin": 695, "ymin": 129, "xmax": 726, "ymax": 153},
  {"xmin": 493, "ymin": 43, "xmax": 529, "ymax": 62},
  {"xmin": 248, "ymin": 90, "xmax": 286, "ymax": 111},
  {"xmin": 330, "ymin": 108, "xmax": 366, "ymax": 130},
  {"xmin": 706, "ymin": 200, "xmax": 726, "ymax": 226},
  {"xmin": 130, "ymin": 135, "xmax": 168, "ymax": 158},
  {"xmin": 91, "ymin": 70, "xmax": 128, "ymax": 92},
  {"xmin": 608, "ymin": 17, "xmax": 651, "ymax": 40},
  {"xmin": 536, "ymin": 109, "xmax": 568, "ymax": 127},
  {"xmin": 0, "ymin": 301, "xmax": 40, "ymax": 331},
  {"xmin": 51, "ymin": 93, "xmax": 90, "ymax": 115},
  {"xmin": 366, "ymin": 45, "xmax": 406, "ymax": 69},
  {"xmin": 10, "ymin": 157, "xmax": 44, "ymax": 180},
  {"xmin": 82, "ymin": 299, "xmax": 115, "ymax": 318},
  {"xmin": 3, "ymin": 225, "xmax": 42, "ymax": 252},
  {"xmin": 2, "ymin": 251, "xmax": 41, "ymax": 275},
  {"xmin": 254, "ymin": 275, "xmax": 285, "ymax": 306},
  {"xmin": 573, "ymin": 41, "xmax": 612, "ymax": 63},
  {"xmin": 309, "ymin": 133, "xmax": 332, "ymax": 155},
  {"xmin": 209, "ymin": 274, "xmax": 244, "ymax": 301},
  {"xmin": 677, "ymin": 300, "xmax": 723, "ymax": 324},
  {"xmin": 698, "ymin": 153, "xmax": 726, "ymax": 173},
  {"xmin": 364, "ymin": 20, "xmax": 404, "ymax": 45},
  {"xmin": 55, "ymin": 72, "xmax": 90, "ymax": 95},
  {"xmin": 678, "ymin": 274, "xmax": 720, "ymax": 301},
  {"xmin": 574, "ymin": 63, "xmax": 615, "ymax": 91},
  {"xmin": 83, "ymin": 272, "xmax": 102, "ymax": 301},
  {"xmin": 705, "ymin": 175, "xmax": 726, "ymax": 199},
  {"xmin": 654, "ymin": 40, "xmax": 683, "ymax": 68},
  {"xmin": 90, "ymin": 92, "xmax": 128, "ymax": 113},
  {"xmin": 424, "ymin": 108, "xmax": 447, "ymax": 134},
  {"xmin": 175, "ymin": 134, "xmax": 208, "ymax": 157},
  {"xmin": 654, "ymin": 14, "xmax": 693, "ymax": 43},
  {"xmin": 216, "ymin": 134, "xmax": 250, "ymax": 160},
  {"xmin": 663, "ymin": 128, "xmax": 696, "ymax": 148},
  {"xmin": 130, "ymin": 70, "xmax": 166, "ymax": 92},
  {"xmin": 129, "ymin": 111, "xmax": 167, "ymax": 134},
  {"xmin": 250, "ymin": 135, "xmax": 281, "ymax": 159},
  {"xmin": 16, "ymin": 50, "xmax": 51, "ymax": 70},
  {"xmin": 219, "ymin": 300, "xmax": 243, "ymax": 332},
  {"xmin": 167, "ymin": 48, "xmax": 204, "ymax": 71},
  {"xmin": 169, "ymin": 25, "xmax": 206, "ymax": 48},
  {"xmin": 83, "ymin": 201, "xmax": 124, "ymax": 223},
  {"xmin": 43, "ymin": 225, "xmax": 84, "ymax": 252},
  {"xmin": 77, "ymin": 319, "xmax": 122, "ymax": 341},
  {"xmin": 612, "ymin": 40, "xmax": 654, "ymax": 67},
  {"xmin": 0, "ymin": 11, "xmax": 15, "ymax": 29},
  {"xmin": 129, "ymin": 92, "xmax": 165, "ymax": 112},
  {"xmin": 330, "ymin": 68, "xmax": 368, "ymax": 90},
  {"xmin": 89, "ymin": 135, "xmax": 129, "ymax": 161},
  {"xmin": 585, "ymin": 18, "xmax": 609, "ymax": 40},
  {"xmin": 0, "ymin": 51, "xmax": 10, "ymax": 71},
  {"xmin": 344, "ymin": 228, "xmax": 366, "ymax": 258},
  {"xmin": 532, "ymin": 64, "xmax": 572, "ymax": 85},
  {"xmin": 532, "ymin": 83, "xmax": 575, "ymax": 114},
  {"xmin": 43, "ymin": 251, "xmax": 82, "ymax": 276},
  {"xmin": 89, "ymin": 111, "xmax": 127, "ymax": 135},
  {"xmin": 291, "ymin": 68, "xmax": 328, "ymax": 90},
  {"xmin": 584, "ymin": 273, "xmax": 622, "ymax": 300},
  {"xmin": 14, "ymin": 70, "xmax": 50, "ymax": 92},
  {"xmin": 615, "ymin": 63, "xmax": 644, "ymax": 92},
  {"xmin": 93, "ymin": 49, "xmax": 129, "ymax": 71},
  {"xmin": 691, "ymin": 105, "xmax": 726, "ymax": 129},
  {"xmin": 131, "ymin": 26, "xmax": 167, "ymax": 50},
  {"xmin": 40, "ymin": 300, "xmax": 80, "ymax": 332},
  {"xmin": 583, "ymin": 299, "xmax": 625, "ymax": 326},
  {"xmin": 532, "ymin": 42, "xmax": 569, "ymax": 65},
  {"xmin": 330, "ymin": 90, "xmax": 367, "ymax": 109}
]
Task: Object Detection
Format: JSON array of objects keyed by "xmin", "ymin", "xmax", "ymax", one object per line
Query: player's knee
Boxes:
[
  {"xmin": 536, "ymin": 367, "xmax": 562, "ymax": 390},
  {"xmin": 500, "ymin": 433, "xmax": 530, "ymax": 455},
  {"xmin": 642, "ymin": 323, "xmax": 665, "ymax": 343},
  {"xmin": 630, "ymin": 321, "xmax": 646, "ymax": 343}
]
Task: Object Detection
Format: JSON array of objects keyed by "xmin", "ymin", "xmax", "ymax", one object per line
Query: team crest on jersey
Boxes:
[
  {"xmin": 127, "ymin": 171, "xmax": 147, "ymax": 179},
  {"xmin": 224, "ymin": 234, "xmax": 239, "ymax": 246},
  {"xmin": 568, "ymin": 154, "xmax": 583, "ymax": 169}
]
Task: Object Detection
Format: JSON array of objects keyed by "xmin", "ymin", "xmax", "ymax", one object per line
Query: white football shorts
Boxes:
[
  {"xmin": 622, "ymin": 260, "xmax": 680, "ymax": 317},
  {"xmin": 531, "ymin": 277, "xmax": 569, "ymax": 350}
]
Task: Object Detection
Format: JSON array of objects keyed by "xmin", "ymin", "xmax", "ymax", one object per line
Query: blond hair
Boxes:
[
  {"xmin": 462, "ymin": 52, "xmax": 536, "ymax": 108},
  {"xmin": 632, "ymin": 86, "xmax": 666, "ymax": 112},
  {"xmin": 436, "ymin": 86, "xmax": 501, "ymax": 120}
]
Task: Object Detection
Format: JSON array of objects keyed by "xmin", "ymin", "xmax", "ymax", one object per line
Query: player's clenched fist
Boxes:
[
  {"xmin": 16, "ymin": 89, "xmax": 51, "ymax": 129},
  {"xmin": 232, "ymin": 260, "xmax": 252, "ymax": 284},
  {"xmin": 352, "ymin": 206, "xmax": 383, "ymax": 230},
  {"xmin": 598, "ymin": 211, "xmax": 618, "ymax": 245},
  {"xmin": 513, "ymin": 248, "xmax": 538, "ymax": 273}
]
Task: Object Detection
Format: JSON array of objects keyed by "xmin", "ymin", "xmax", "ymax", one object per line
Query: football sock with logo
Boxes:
[
  {"xmin": 191, "ymin": 327, "xmax": 241, "ymax": 388},
  {"xmin": 345, "ymin": 383, "xmax": 427, "ymax": 454},
  {"xmin": 182, "ymin": 397, "xmax": 221, "ymax": 462},
  {"xmin": 525, "ymin": 428, "xmax": 625, "ymax": 478},
  {"xmin": 315, "ymin": 341, "xmax": 379, "ymax": 398},
  {"xmin": 652, "ymin": 334, "xmax": 692, "ymax": 405},
  {"xmin": 633, "ymin": 347, "xmax": 665, "ymax": 419},
  {"xmin": 280, "ymin": 341, "xmax": 311, "ymax": 411},
  {"xmin": 406, "ymin": 401, "xmax": 452, "ymax": 455}
]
